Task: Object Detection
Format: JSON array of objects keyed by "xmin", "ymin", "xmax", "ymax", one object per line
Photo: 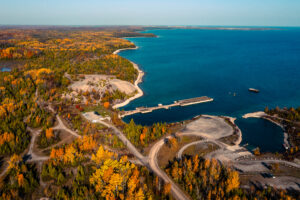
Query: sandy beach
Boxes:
[
  {"xmin": 112, "ymin": 46, "xmax": 139, "ymax": 55},
  {"xmin": 112, "ymin": 46, "xmax": 145, "ymax": 109},
  {"xmin": 242, "ymin": 111, "xmax": 284, "ymax": 129},
  {"xmin": 242, "ymin": 111, "xmax": 266, "ymax": 119}
]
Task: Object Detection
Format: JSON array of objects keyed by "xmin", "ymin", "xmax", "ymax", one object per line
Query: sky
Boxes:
[{"xmin": 0, "ymin": 0, "xmax": 299, "ymax": 26}]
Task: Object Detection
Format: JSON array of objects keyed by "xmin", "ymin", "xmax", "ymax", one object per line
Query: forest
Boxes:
[
  {"xmin": 124, "ymin": 119, "xmax": 168, "ymax": 148},
  {"xmin": 1, "ymin": 144, "xmax": 171, "ymax": 199},
  {"xmin": 0, "ymin": 26, "xmax": 171, "ymax": 199},
  {"xmin": 166, "ymin": 155, "xmax": 298, "ymax": 200},
  {"xmin": 0, "ymin": 26, "xmax": 299, "ymax": 199}
]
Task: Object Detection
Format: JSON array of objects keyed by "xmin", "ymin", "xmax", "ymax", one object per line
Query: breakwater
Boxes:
[{"xmin": 119, "ymin": 96, "xmax": 213, "ymax": 118}]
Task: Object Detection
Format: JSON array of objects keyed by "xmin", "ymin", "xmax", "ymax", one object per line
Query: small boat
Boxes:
[{"xmin": 248, "ymin": 88, "xmax": 260, "ymax": 93}]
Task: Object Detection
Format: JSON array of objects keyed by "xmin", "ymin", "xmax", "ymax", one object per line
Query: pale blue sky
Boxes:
[{"xmin": 0, "ymin": 0, "xmax": 299, "ymax": 26}]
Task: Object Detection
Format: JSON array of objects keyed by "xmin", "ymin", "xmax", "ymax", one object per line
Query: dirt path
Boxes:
[
  {"xmin": 97, "ymin": 120, "xmax": 148, "ymax": 164},
  {"xmin": 26, "ymin": 115, "xmax": 81, "ymax": 162},
  {"xmin": 1, "ymin": 127, "xmax": 47, "ymax": 178},
  {"xmin": 148, "ymin": 135, "xmax": 192, "ymax": 200},
  {"xmin": 0, "ymin": 162, "xmax": 8, "ymax": 178},
  {"xmin": 26, "ymin": 127, "xmax": 42, "ymax": 161},
  {"xmin": 84, "ymin": 114, "xmax": 191, "ymax": 200},
  {"xmin": 53, "ymin": 115, "xmax": 81, "ymax": 138},
  {"xmin": 177, "ymin": 140, "xmax": 209, "ymax": 159}
]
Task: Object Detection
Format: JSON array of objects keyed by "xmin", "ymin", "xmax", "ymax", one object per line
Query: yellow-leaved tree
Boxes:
[
  {"xmin": 8, "ymin": 154, "xmax": 21, "ymax": 170},
  {"xmin": 226, "ymin": 170, "xmax": 240, "ymax": 193},
  {"xmin": 91, "ymin": 145, "xmax": 116, "ymax": 165}
]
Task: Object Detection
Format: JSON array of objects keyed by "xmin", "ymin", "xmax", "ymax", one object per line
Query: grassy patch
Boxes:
[
  {"xmin": 83, "ymin": 104, "xmax": 111, "ymax": 117},
  {"xmin": 157, "ymin": 135, "xmax": 202, "ymax": 168},
  {"xmin": 183, "ymin": 142, "xmax": 219, "ymax": 157}
]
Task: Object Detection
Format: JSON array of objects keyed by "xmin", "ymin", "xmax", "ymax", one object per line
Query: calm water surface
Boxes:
[
  {"xmin": 119, "ymin": 28, "xmax": 300, "ymax": 152},
  {"xmin": 1, "ymin": 68, "xmax": 11, "ymax": 72}
]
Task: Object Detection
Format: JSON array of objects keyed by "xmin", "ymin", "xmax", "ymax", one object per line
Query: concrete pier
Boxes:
[{"xmin": 119, "ymin": 96, "xmax": 213, "ymax": 118}]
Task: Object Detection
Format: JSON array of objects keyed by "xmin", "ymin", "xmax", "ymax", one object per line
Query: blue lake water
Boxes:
[
  {"xmin": 1, "ymin": 68, "xmax": 11, "ymax": 72},
  {"xmin": 119, "ymin": 28, "xmax": 300, "ymax": 153}
]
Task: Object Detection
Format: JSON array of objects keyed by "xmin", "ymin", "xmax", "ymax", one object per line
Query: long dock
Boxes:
[{"xmin": 119, "ymin": 96, "xmax": 213, "ymax": 118}]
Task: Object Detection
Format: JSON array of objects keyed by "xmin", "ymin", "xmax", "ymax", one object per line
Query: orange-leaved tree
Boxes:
[
  {"xmin": 45, "ymin": 128, "xmax": 54, "ymax": 139},
  {"xmin": 103, "ymin": 101, "xmax": 110, "ymax": 109}
]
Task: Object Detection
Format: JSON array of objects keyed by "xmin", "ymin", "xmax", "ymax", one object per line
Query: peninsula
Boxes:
[{"xmin": 0, "ymin": 26, "xmax": 299, "ymax": 200}]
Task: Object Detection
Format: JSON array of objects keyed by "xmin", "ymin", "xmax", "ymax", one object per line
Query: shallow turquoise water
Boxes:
[
  {"xmin": 119, "ymin": 28, "xmax": 300, "ymax": 153},
  {"xmin": 1, "ymin": 68, "xmax": 11, "ymax": 72}
]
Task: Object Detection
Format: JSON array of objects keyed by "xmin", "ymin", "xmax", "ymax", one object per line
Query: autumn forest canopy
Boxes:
[
  {"xmin": 0, "ymin": 26, "xmax": 299, "ymax": 200},
  {"xmin": 0, "ymin": 26, "xmax": 164, "ymax": 199}
]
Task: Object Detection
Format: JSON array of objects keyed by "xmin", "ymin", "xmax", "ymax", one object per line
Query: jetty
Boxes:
[{"xmin": 119, "ymin": 96, "xmax": 213, "ymax": 118}]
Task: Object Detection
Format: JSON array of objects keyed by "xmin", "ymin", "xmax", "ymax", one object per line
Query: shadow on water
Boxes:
[{"xmin": 235, "ymin": 118, "xmax": 284, "ymax": 153}]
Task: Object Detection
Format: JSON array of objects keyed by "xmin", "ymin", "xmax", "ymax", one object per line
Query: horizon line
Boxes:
[{"xmin": 0, "ymin": 24, "xmax": 300, "ymax": 28}]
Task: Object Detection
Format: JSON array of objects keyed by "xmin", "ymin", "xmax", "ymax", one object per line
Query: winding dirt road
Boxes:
[
  {"xmin": 148, "ymin": 135, "xmax": 191, "ymax": 200},
  {"xmin": 53, "ymin": 115, "xmax": 82, "ymax": 138},
  {"xmin": 89, "ymin": 118, "xmax": 191, "ymax": 200},
  {"xmin": 97, "ymin": 120, "xmax": 148, "ymax": 165},
  {"xmin": 177, "ymin": 140, "xmax": 209, "ymax": 159},
  {"xmin": 0, "ymin": 114, "xmax": 82, "ymax": 178}
]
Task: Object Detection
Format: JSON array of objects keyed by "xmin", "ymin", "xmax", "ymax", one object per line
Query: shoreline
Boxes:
[
  {"xmin": 242, "ymin": 111, "xmax": 284, "ymax": 129},
  {"xmin": 112, "ymin": 46, "xmax": 145, "ymax": 109},
  {"xmin": 242, "ymin": 111, "xmax": 266, "ymax": 119},
  {"xmin": 112, "ymin": 42, "xmax": 287, "ymax": 152},
  {"xmin": 222, "ymin": 116, "xmax": 243, "ymax": 146},
  {"xmin": 177, "ymin": 114, "xmax": 251, "ymax": 162},
  {"xmin": 112, "ymin": 46, "xmax": 138, "ymax": 55},
  {"xmin": 242, "ymin": 111, "xmax": 290, "ymax": 149}
]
